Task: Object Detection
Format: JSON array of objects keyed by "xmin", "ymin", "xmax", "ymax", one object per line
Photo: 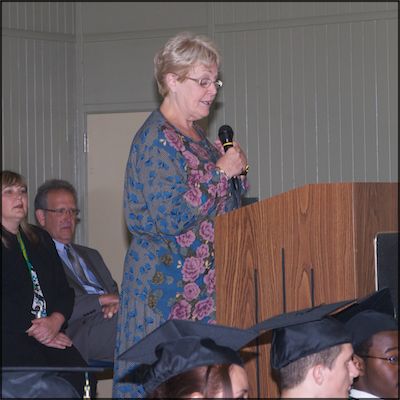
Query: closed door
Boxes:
[{"xmin": 86, "ymin": 111, "xmax": 149, "ymax": 397}]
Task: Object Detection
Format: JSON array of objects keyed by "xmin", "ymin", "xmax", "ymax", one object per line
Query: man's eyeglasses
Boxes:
[
  {"xmin": 360, "ymin": 354, "xmax": 398, "ymax": 365},
  {"xmin": 186, "ymin": 77, "xmax": 223, "ymax": 90},
  {"xmin": 43, "ymin": 208, "xmax": 80, "ymax": 217}
]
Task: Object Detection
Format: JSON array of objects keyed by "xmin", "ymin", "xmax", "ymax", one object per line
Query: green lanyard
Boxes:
[{"xmin": 16, "ymin": 232, "xmax": 34, "ymax": 288}]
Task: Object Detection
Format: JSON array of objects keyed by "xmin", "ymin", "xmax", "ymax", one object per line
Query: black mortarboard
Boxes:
[
  {"xmin": 334, "ymin": 288, "xmax": 398, "ymax": 348},
  {"xmin": 118, "ymin": 319, "xmax": 259, "ymax": 394},
  {"xmin": 253, "ymin": 299, "xmax": 355, "ymax": 370}
]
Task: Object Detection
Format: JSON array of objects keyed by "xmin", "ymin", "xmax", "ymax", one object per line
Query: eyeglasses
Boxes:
[
  {"xmin": 43, "ymin": 208, "xmax": 80, "ymax": 216},
  {"xmin": 360, "ymin": 354, "xmax": 398, "ymax": 365},
  {"xmin": 186, "ymin": 77, "xmax": 223, "ymax": 90}
]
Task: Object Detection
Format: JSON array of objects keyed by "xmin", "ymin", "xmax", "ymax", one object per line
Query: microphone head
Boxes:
[{"xmin": 218, "ymin": 125, "xmax": 234, "ymax": 145}]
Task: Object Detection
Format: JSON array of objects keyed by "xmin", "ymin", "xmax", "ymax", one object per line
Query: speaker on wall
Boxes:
[{"xmin": 375, "ymin": 232, "xmax": 398, "ymax": 318}]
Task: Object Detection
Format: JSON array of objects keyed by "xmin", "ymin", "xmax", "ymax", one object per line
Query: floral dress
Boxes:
[{"xmin": 112, "ymin": 110, "xmax": 247, "ymax": 398}]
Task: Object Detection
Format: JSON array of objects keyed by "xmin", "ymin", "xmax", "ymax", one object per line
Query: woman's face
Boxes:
[
  {"xmin": 174, "ymin": 63, "xmax": 219, "ymax": 122},
  {"xmin": 1, "ymin": 184, "xmax": 28, "ymax": 227}
]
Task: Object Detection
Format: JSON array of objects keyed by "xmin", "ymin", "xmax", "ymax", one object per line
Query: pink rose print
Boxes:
[
  {"xmin": 182, "ymin": 150, "xmax": 200, "ymax": 169},
  {"xmin": 176, "ymin": 230, "xmax": 196, "ymax": 247},
  {"xmin": 183, "ymin": 282, "xmax": 201, "ymax": 302},
  {"xmin": 182, "ymin": 257, "xmax": 205, "ymax": 282},
  {"xmin": 217, "ymin": 200, "xmax": 227, "ymax": 215},
  {"xmin": 216, "ymin": 179, "xmax": 228, "ymax": 197},
  {"xmin": 204, "ymin": 269, "xmax": 215, "ymax": 294},
  {"xmin": 200, "ymin": 198, "xmax": 214, "ymax": 215},
  {"xmin": 169, "ymin": 299, "xmax": 191, "ymax": 320},
  {"xmin": 164, "ymin": 128, "xmax": 185, "ymax": 151},
  {"xmin": 199, "ymin": 220, "xmax": 214, "ymax": 242},
  {"xmin": 204, "ymin": 162, "xmax": 215, "ymax": 172},
  {"xmin": 208, "ymin": 184, "xmax": 217, "ymax": 197},
  {"xmin": 213, "ymin": 139, "xmax": 225, "ymax": 155},
  {"xmin": 184, "ymin": 187, "xmax": 202, "ymax": 207},
  {"xmin": 187, "ymin": 170, "xmax": 204, "ymax": 187},
  {"xmin": 192, "ymin": 298, "xmax": 215, "ymax": 320},
  {"xmin": 196, "ymin": 244, "xmax": 210, "ymax": 259}
]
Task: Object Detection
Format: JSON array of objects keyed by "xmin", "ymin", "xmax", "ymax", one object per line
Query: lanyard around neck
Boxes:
[{"xmin": 16, "ymin": 232, "xmax": 34, "ymax": 286}]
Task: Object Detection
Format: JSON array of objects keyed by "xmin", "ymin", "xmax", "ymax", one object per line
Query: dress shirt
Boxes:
[{"xmin": 349, "ymin": 388, "xmax": 380, "ymax": 399}]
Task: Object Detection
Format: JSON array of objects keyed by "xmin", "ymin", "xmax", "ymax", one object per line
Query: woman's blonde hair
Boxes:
[
  {"xmin": 1, "ymin": 170, "xmax": 37, "ymax": 247},
  {"xmin": 154, "ymin": 31, "xmax": 221, "ymax": 97}
]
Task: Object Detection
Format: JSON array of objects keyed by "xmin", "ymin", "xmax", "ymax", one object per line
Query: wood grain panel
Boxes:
[
  {"xmin": 353, "ymin": 182, "xmax": 399, "ymax": 295},
  {"xmin": 215, "ymin": 182, "xmax": 398, "ymax": 398}
]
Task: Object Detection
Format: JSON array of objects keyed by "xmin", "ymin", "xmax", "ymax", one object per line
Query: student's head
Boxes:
[
  {"xmin": 118, "ymin": 320, "xmax": 256, "ymax": 399},
  {"xmin": 148, "ymin": 362, "xmax": 248, "ymax": 398},
  {"xmin": 34, "ymin": 179, "xmax": 79, "ymax": 244},
  {"xmin": 253, "ymin": 300, "xmax": 359, "ymax": 398},
  {"xmin": 347, "ymin": 310, "xmax": 398, "ymax": 398},
  {"xmin": 334, "ymin": 288, "xmax": 399, "ymax": 399},
  {"xmin": 271, "ymin": 317, "xmax": 358, "ymax": 398},
  {"xmin": 276, "ymin": 342, "xmax": 358, "ymax": 398}
]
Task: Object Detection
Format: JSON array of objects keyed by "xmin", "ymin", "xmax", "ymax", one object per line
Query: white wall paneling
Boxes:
[
  {"xmin": 2, "ymin": 1, "xmax": 77, "ymax": 223},
  {"xmin": 2, "ymin": 1, "xmax": 398, "ymax": 229}
]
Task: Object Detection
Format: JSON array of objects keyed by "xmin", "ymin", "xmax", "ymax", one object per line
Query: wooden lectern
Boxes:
[{"xmin": 215, "ymin": 182, "xmax": 398, "ymax": 398}]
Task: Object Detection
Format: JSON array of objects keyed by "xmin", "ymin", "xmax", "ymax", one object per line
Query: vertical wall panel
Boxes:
[
  {"xmin": 326, "ymin": 24, "xmax": 341, "ymax": 182},
  {"xmin": 280, "ymin": 28, "xmax": 295, "ymax": 192},
  {"xmin": 364, "ymin": 21, "xmax": 378, "ymax": 181},
  {"xmin": 268, "ymin": 28, "xmax": 284, "ymax": 195},
  {"xmin": 315, "ymin": 24, "xmax": 329, "ymax": 183},
  {"xmin": 303, "ymin": 26, "xmax": 318, "ymax": 184},
  {"xmin": 245, "ymin": 31, "xmax": 260, "ymax": 195},
  {"xmin": 375, "ymin": 19, "xmax": 390, "ymax": 181},
  {"xmin": 292, "ymin": 28, "xmax": 306, "ymax": 188},
  {"xmin": 338, "ymin": 22, "xmax": 354, "ymax": 182},
  {"xmin": 388, "ymin": 19, "xmax": 398, "ymax": 180},
  {"xmin": 351, "ymin": 22, "xmax": 366, "ymax": 181},
  {"xmin": 2, "ymin": 2, "xmax": 76, "ymax": 222},
  {"xmin": 256, "ymin": 31, "xmax": 271, "ymax": 200}
]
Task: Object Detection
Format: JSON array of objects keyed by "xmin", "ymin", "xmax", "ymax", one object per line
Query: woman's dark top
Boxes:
[{"xmin": 1, "ymin": 224, "xmax": 86, "ymax": 367}]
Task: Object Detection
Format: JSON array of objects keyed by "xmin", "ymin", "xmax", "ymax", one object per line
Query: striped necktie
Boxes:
[{"xmin": 64, "ymin": 244, "xmax": 103, "ymax": 291}]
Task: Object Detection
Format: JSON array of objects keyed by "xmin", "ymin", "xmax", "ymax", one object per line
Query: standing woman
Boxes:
[
  {"xmin": 113, "ymin": 31, "xmax": 249, "ymax": 398},
  {"xmin": 1, "ymin": 170, "xmax": 87, "ymax": 397}
]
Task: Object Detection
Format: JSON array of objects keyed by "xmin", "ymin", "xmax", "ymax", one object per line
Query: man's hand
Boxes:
[
  {"xmin": 26, "ymin": 312, "xmax": 65, "ymax": 345},
  {"xmin": 99, "ymin": 293, "xmax": 119, "ymax": 319}
]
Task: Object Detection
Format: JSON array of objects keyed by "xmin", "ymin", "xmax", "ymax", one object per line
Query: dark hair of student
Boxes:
[{"xmin": 148, "ymin": 364, "xmax": 234, "ymax": 398}]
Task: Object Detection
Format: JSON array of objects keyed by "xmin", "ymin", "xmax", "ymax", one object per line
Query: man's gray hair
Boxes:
[{"xmin": 34, "ymin": 179, "xmax": 78, "ymax": 210}]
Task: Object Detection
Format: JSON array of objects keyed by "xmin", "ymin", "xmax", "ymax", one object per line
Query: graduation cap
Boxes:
[
  {"xmin": 118, "ymin": 319, "xmax": 259, "ymax": 394},
  {"xmin": 334, "ymin": 288, "xmax": 398, "ymax": 348},
  {"xmin": 253, "ymin": 299, "xmax": 355, "ymax": 370}
]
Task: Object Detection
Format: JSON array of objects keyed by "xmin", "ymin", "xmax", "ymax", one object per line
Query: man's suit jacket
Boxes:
[
  {"xmin": 61, "ymin": 244, "xmax": 119, "ymax": 323},
  {"xmin": 61, "ymin": 244, "xmax": 119, "ymax": 361}
]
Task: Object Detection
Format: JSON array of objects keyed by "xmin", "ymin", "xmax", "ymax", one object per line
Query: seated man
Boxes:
[
  {"xmin": 34, "ymin": 179, "xmax": 119, "ymax": 363},
  {"xmin": 253, "ymin": 300, "xmax": 360, "ymax": 398},
  {"xmin": 336, "ymin": 288, "xmax": 398, "ymax": 399}
]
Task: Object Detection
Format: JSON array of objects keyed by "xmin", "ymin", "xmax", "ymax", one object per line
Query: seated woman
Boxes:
[
  {"xmin": 117, "ymin": 319, "xmax": 257, "ymax": 398},
  {"xmin": 1, "ymin": 170, "xmax": 88, "ymax": 398}
]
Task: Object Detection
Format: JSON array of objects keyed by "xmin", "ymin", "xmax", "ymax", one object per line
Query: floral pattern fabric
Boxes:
[{"xmin": 113, "ymin": 110, "xmax": 247, "ymax": 398}]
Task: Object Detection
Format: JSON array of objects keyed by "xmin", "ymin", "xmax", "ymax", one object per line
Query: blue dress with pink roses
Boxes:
[{"xmin": 112, "ymin": 109, "xmax": 247, "ymax": 398}]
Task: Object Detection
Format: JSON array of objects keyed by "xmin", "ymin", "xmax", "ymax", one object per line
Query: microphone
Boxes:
[
  {"xmin": 218, "ymin": 124, "xmax": 240, "ymax": 200},
  {"xmin": 218, "ymin": 124, "xmax": 234, "ymax": 152}
]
